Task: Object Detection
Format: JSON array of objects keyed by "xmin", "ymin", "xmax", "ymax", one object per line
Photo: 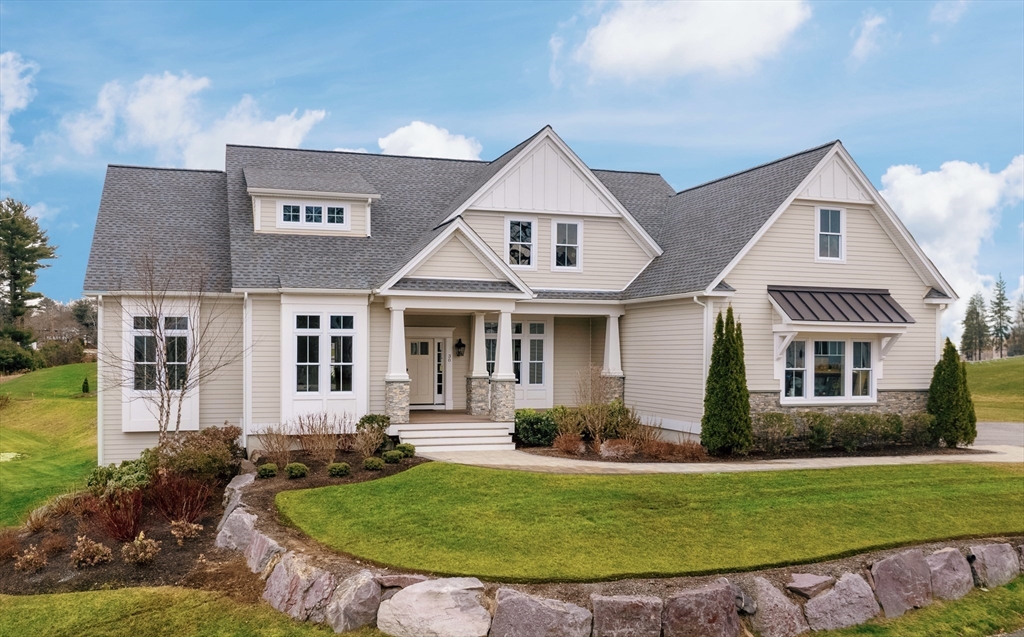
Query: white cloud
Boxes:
[
  {"xmin": 377, "ymin": 121, "xmax": 482, "ymax": 160},
  {"xmin": 62, "ymin": 72, "xmax": 326, "ymax": 169},
  {"xmin": 930, "ymin": 0, "xmax": 968, "ymax": 25},
  {"xmin": 572, "ymin": 1, "xmax": 811, "ymax": 81},
  {"xmin": 26, "ymin": 201, "xmax": 57, "ymax": 222},
  {"xmin": 548, "ymin": 36, "xmax": 565, "ymax": 88},
  {"xmin": 881, "ymin": 155, "xmax": 1024, "ymax": 341},
  {"xmin": 0, "ymin": 51, "xmax": 40, "ymax": 181},
  {"xmin": 849, "ymin": 13, "xmax": 887, "ymax": 66},
  {"xmin": 333, "ymin": 147, "xmax": 368, "ymax": 153}
]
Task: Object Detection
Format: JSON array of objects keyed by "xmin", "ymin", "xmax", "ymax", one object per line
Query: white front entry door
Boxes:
[{"xmin": 408, "ymin": 339, "xmax": 442, "ymax": 405}]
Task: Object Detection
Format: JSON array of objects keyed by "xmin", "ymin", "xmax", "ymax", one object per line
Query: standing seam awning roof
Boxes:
[{"xmin": 768, "ymin": 286, "xmax": 915, "ymax": 324}]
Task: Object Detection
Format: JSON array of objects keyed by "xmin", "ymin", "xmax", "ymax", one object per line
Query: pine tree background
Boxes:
[
  {"xmin": 959, "ymin": 293, "xmax": 989, "ymax": 361},
  {"xmin": 988, "ymin": 274, "xmax": 1011, "ymax": 358},
  {"xmin": 701, "ymin": 307, "xmax": 752, "ymax": 455},
  {"xmin": 927, "ymin": 338, "xmax": 977, "ymax": 447}
]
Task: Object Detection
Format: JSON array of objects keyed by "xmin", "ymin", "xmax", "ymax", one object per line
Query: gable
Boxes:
[
  {"xmin": 409, "ymin": 233, "xmax": 503, "ymax": 281},
  {"xmin": 797, "ymin": 155, "xmax": 872, "ymax": 203},
  {"xmin": 470, "ymin": 138, "xmax": 617, "ymax": 216}
]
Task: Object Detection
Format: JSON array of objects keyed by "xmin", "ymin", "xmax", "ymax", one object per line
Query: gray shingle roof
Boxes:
[
  {"xmin": 532, "ymin": 290, "xmax": 623, "ymax": 301},
  {"xmin": 621, "ymin": 141, "xmax": 836, "ymax": 299},
  {"xmin": 242, "ymin": 166, "xmax": 378, "ymax": 196},
  {"xmin": 768, "ymin": 285, "xmax": 915, "ymax": 324},
  {"xmin": 84, "ymin": 166, "xmax": 232, "ymax": 293},
  {"xmin": 392, "ymin": 278, "xmax": 521, "ymax": 294}
]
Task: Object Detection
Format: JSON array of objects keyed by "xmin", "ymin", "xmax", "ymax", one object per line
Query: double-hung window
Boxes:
[
  {"xmin": 784, "ymin": 341, "xmax": 806, "ymax": 398},
  {"xmin": 817, "ymin": 207, "xmax": 844, "ymax": 261},
  {"xmin": 508, "ymin": 219, "xmax": 534, "ymax": 267},
  {"xmin": 295, "ymin": 315, "xmax": 320, "ymax": 392},
  {"xmin": 329, "ymin": 315, "xmax": 355, "ymax": 393},
  {"xmin": 553, "ymin": 221, "xmax": 580, "ymax": 270},
  {"xmin": 852, "ymin": 342, "xmax": 872, "ymax": 397},
  {"xmin": 783, "ymin": 338, "xmax": 875, "ymax": 402}
]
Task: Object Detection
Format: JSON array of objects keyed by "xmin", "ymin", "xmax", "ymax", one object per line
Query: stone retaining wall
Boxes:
[
  {"xmin": 216, "ymin": 470, "xmax": 1023, "ymax": 636},
  {"xmin": 750, "ymin": 390, "xmax": 929, "ymax": 416}
]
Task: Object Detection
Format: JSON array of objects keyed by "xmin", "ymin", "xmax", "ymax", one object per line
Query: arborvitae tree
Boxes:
[
  {"xmin": 0, "ymin": 199, "xmax": 57, "ymax": 326},
  {"xmin": 960, "ymin": 293, "xmax": 989, "ymax": 361},
  {"xmin": 927, "ymin": 338, "xmax": 977, "ymax": 447},
  {"xmin": 701, "ymin": 307, "xmax": 752, "ymax": 455},
  {"xmin": 988, "ymin": 274, "xmax": 1011, "ymax": 358}
]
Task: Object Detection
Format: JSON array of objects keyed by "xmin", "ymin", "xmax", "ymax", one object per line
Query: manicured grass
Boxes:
[
  {"xmin": 816, "ymin": 576, "xmax": 1024, "ymax": 637},
  {"xmin": 966, "ymin": 356, "xmax": 1024, "ymax": 422},
  {"xmin": 0, "ymin": 363, "xmax": 97, "ymax": 526},
  {"xmin": 0, "ymin": 587, "xmax": 386, "ymax": 637},
  {"xmin": 277, "ymin": 462, "xmax": 1024, "ymax": 582}
]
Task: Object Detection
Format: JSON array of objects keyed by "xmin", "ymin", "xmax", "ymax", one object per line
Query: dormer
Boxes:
[{"xmin": 244, "ymin": 167, "xmax": 381, "ymax": 237}]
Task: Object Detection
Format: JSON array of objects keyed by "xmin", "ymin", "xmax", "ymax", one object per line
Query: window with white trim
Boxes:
[
  {"xmin": 508, "ymin": 219, "xmax": 533, "ymax": 266},
  {"xmin": 852, "ymin": 342, "xmax": 872, "ymax": 397},
  {"xmin": 813, "ymin": 341, "xmax": 845, "ymax": 397},
  {"xmin": 529, "ymin": 322, "xmax": 545, "ymax": 385},
  {"xmin": 133, "ymin": 317, "xmax": 157, "ymax": 391},
  {"xmin": 329, "ymin": 314, "xmax": 355, "ymax": 392},
  {"xmin": 784, "ymin": 341, "xmax": 805, "ymax": 398},
  {"xmin": 295, "ymin": 315, "xmax": 320, "ymax": 392},
  {"xmin": 817, "ymin": 208, "xmax": 844, "ymax": 260},
  {"xmin": 553, "ymin": 222, "xmax": 579, "ymax": 269},
  {"xmin": 294, "ymin": 313, "xmax": 358, "ymax": 394},
  {"xmin": 279, "ymin": 201, "xmax": 350, "ymax": 229},
  {"xmin": 484, "ymin": 321, "xmax": 497, "ymax": 375},
  {"xmin": 131, "ymin": 315, "xmax": 188, "ymax": 391}
]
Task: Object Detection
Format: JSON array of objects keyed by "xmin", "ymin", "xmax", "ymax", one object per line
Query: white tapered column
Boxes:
[
  {"xmin": 603, "ymin": 314, "xmax": 623, "ymax": 377},
  {"xmin": 493, "ymin": 310, "xmax": 516, "ymax": 381},
  {"xmin": 470, "ymin": 312, "xmax": 488, "ymax": 378},
  {"xmin": 385, "ymin": 308, "xmax": 409, "ymax": 381}
]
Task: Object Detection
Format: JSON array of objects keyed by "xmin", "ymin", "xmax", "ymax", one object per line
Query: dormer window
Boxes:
[
  {"xmin": 278, "ymin": 200, "xmax": 350, "ymax": 230},
  {"xmin": 817, "ymin": 207, "xmax": 844, "ymax": 262}
]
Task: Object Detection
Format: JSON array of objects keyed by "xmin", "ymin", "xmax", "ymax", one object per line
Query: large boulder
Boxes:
[
  {"xmin": 244, "ymin": 530, "xmax": 284, "ymax": 575},
  {"xmin": 262, "ymin": 552, "xmax": 337, "ymax": 623},
  {"xmin": 376, "ymin": 574, "xmax": 430, "ymax": 588},
  {"xmin": 926, "ymin": 548, "xmax": 974, "ymax": 600},
  {"xmin": 376, "ymin": 577, "xmax": 491, "ymax": 637},
  {"xmin": 786, "ymin": 573, "xmax": 834, "ymax": 599},
  {"xmin": 591, "ymin": 594, "xmax": 662, "ymax": 637},
  {"xmin": 749, "ymin": 577, "xmax": 809, "ymax": 637},
  {"xmin": 490, "ymin": 588, "xmax": 591, "ymax": 637},
  {"xmin": 714, "ymin": 577, "xmax": 756, "ymax": 615},
  {"xmin": 804, "ymin": 573, "xmax": 879, "ymax": 631},
  {"xmin": 222, "ymin": 472, "xmax": 255, "ymax": 507},
  {"xmin": 871, "ymin": 549, "xmax": 932, "ymax": 618},
  {"xmin": 324, "ymin": 570, "xmax": 381, "ymax": 633},
  {"xmin": 969, "ymin": 544, "xmax": 1021, "ymax": 588},
  {"xmin": 663, "ymin": 582, "xmax": 741, "ymax": 637},
  {"xmin": 214, "ymin": 507, "xmax": 256, "ymax": 551}
]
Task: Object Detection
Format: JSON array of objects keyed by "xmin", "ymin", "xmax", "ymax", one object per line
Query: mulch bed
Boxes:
[
  {"xmin": 520, "ymin": 443, "xmax": 987, "ymax": 464},
  {"xmin": 0, "ymin": 450, "xmax": 429, "ymax": 597}
]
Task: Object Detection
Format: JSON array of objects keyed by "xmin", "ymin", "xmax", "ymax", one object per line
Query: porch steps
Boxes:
[{"xmin": 393, "ymin": 422, "xmax": 515, "ymax": 453}]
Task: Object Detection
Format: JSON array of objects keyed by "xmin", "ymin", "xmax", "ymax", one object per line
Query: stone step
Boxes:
[
  {"xmin": 399, "ymin": 428, "xmax": 513, "ymax": 440},
  {"xmin": 401, "ymin": 435, "xmax": 514, "ymax": 447},
  {"xmin": 414, "ymin": 442, "xmax": 518, "ymax": 453}
]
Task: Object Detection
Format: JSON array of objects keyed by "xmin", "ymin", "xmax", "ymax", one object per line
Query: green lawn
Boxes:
[
  {"xmin": 0, "ymin": 363, "xmax": 97, "ymax": 526},
  {"xmin": 816, "ymin": 576, "xmax": 1024, "ymax": 637},
  {"xmin": 966, "ymin": 356, "xmax": 1024, "ymax": 422},
  {"xmin": 277, "ymin": 462, "xmax": 1024, "ymax": 582},
  {"xmin": 0, "ymin": 587, "xmax": 385, "ymax": 637}
]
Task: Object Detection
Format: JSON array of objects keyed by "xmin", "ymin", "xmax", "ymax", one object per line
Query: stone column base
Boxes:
[
  {"xmin": 489, "ymin": 379, "xmax": 515, "ymax": 422},
  {"xmin": 467, "ymin": 376, "xmax": 491, "ymax": 416},
  {"xmin": 385, "ymin": 380, "xmax": 410, "ymax": 424},
  {"xmin": 603, "ymin": 374, "xmax": 625, "ymax": 402}
]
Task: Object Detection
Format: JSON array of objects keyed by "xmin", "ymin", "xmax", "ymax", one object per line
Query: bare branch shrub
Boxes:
[
  {"xmin": 574, "ymin": 365, "xmax": 617, "ymax": 407},
  {"xmin": 0, "ymin": 528, "xmax": 20, "ymax": 560},
  {"xmin": 70, "ymin": 535, "xmax": 112, "ymax": 568},
  {"xmin": 553, "ymin": 432, "xmax": 585, "ymax": 455},
  {"xmin": 296, "ymin": 411, "xmax": 352, "ymax": 466},
  {"xmin": 14, "ymin": 545, "xmax": 47, "ymax": 572},
  {"xmin": 257, "ymin": 422, "xmax": 292, "ymax": 469},
  {"xmin": 40, "ymin": 533, "xmax": 68, "ymax": 556},
  {"xmin": 170, "ymin": 520, "xmax": 203, "ymax": 546},
  {"xmin": 549, "ymin": 405, "xmax": 584, "ymax": 437},
  {"xmin": 98, "ymin": 489, "xmax": 143, "ymax": 542},
  {"xmin": 353, "ymin": 428, "xmax": 385, "ymax": 460},
  {"xmin": 149, "ymin": 472, "xmax": 212, "ymax": 523},
  {"xmin": 625, "ymin": 422, "xmax": 661, "ymax": 450}
]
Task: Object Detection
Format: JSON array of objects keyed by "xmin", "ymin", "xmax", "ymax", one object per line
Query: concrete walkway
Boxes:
[{"xmin": 421, "ymin": 423, "xmax": 1024, "ymax": 474}]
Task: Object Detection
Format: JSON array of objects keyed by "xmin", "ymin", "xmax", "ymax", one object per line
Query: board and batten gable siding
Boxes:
[
  {"xmin": 621, "ymin": 299, "xmax": 706, "ymax": 431},
  {"xmin": 256, "ymin": 197, "xmax": 368, "ymax": 236},
  {"xmin": 368, "ymin": 301, "xmax": 390, "ymax": 413},
  {"xmin": 410, "ymin": 235, "xmax": 502, "ymax": 281},
  {"xmin": 462, "ymin": 211, "xmax": 650, "ymax": 290},
  {"xmin": 727, "ymin": 202, "xmax": 938, "ymax": 392},
  {"xmin": 250, "ymin": 294, "xmax": 282, "ymax": 425}
]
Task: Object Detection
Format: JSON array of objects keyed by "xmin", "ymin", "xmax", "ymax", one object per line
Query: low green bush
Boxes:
[
  {"xmin": 327, "ymin": 462, "xmax": 351, "ymax": 477},
  {"xmin": 752, "ymin": 412, "xmax": 795, "ymax": 455},
  {"xmin": 382, "ymin": 450, "xmax": 404, "ymax": 464},
  {"xmin": 605, "ymin": 400, "xmax": 643, "ymax": 440},
  {"xmin": 904, "ymin": 412, "xmax": 937, "ymax": 447},
  {"xmin": 873, "ymin": 413, "xmax": 904, "ymax": 446},
  {"xmin": 285, "ymin": 462, "xmax": 308, "ymax": 479},
  {"xmin": 395, "ymin": 443, "xmax": 415, "ymax": 458},
  {"xmin": 548, "ymin": 405, "xmax": 583, "ymax": 436},
  {"xmin": 87, "ymin": 449, "xmax": 158, "ymax": 496},
  {"xmin": 158, "ymin": 425, "xmax": 243, "ymax": 483},
  {"xmin": 801, "ymin": 412, "xmax": 834, "ymax": 451},
  {"xmin": 257, "ymin": 463, "xmax": 277, "ymax": 479},
  {"xmin": 357, "ymin": 414, "xmax": 391, "ymax": 433},
  {"xmin": 515, "ymin": 409, "xmax": 558, "ymax": 447},
  {"xmin": 363, "ymin": 457, "xmax": 385, "ymax": 471},
  {"xmin": 834, "ymin": 414, "xmax": 872, "ymax": 452}
]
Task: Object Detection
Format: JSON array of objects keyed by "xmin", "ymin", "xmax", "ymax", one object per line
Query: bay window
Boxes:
[
  {"xmin": 295, "ymin": 313, "xmax": 358, "ymax": 394},
  {"xmin": 813, "ymin": 341, "xmax": 844, "ymax": 397}
]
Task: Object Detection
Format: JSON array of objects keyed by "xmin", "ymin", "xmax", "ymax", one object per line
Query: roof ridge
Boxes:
[
  {"xmin": 673, "ymin": 140, "xmax": 839, "ymax": 196},
  {"xmin": 108, "ymin": 164, "xmax": 225, "ymax": 174},
  {"xmin": 226, "ymin": 143, "xmax": 489, "ymax": 164},
  {"xmin": 592, "ymin": 168, "xmax": 664, "ymax": 176}
]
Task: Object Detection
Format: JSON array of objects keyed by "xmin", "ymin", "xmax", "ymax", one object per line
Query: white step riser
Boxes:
[
  {"xmin": 403, "ymin": 436, "xmax": 513, "ymax": 447},
  {"xmin": 400, "ymin": 430, "xmax": 513, "ymax": 440},
  {"xmin": 394, "ymin": 423, "xmax": 512, "ymax": 432},
  {"xmin": 415, "ymin": 443, "xmax": 517, "ymax": 452}
]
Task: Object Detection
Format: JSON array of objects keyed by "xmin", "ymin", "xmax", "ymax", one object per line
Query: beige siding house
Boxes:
[{"xmin": 85, "ymin": 127, "xmax": 955, "ymax": 462}]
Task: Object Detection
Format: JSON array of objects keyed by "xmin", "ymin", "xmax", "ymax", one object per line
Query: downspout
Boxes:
[
  {"xmin": 692, "ymin": 296, "xmax": 708, "ymax": 390},
  {"xmin": 242, "ymin": 292, "xmax": 250, "ymax": 452},
  {"xmin": 96, "ymin": 295, "xmax": 104, "ymax": 466}
]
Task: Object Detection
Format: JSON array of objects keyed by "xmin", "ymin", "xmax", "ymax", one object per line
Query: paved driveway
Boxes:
[{"xmin": 976, "ymin": 422, "xmax": 1024, "ymax": 447}]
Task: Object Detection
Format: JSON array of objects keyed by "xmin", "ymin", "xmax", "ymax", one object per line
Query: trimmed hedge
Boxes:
[
  {"xmin": 363, "ymin": 457, "xmax": 385, "ymax": 471},
  {"xmin": 515, "ymin": 409, "xmax": 558, "ymax": 447},
  {"xmin": 284, "ymin": 462, "xmax": 308, "ymax": 479},
  {"xmin": 257, "ymin": 463, "xmax": 277, "ymax": 479},
  {"xmin": 395, "ymin": 443, "xmax": 416, "ymax": 458},
  {"xmin": 327, "ymin": 462, "xmax": 351, "ymax": 477}
]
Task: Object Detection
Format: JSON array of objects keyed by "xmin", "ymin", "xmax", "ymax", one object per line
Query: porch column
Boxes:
[
  {"xmin": 384, "ymin": 308, "xmax": 410, "ymax": 423},
  {"xmin": 602, "ymin": 314, "xmax": 625, "ymax": 401},
  {"xmin": 467, "ymin": 312, "xmax": 490, "ymax": 416},
  {"xmin": 490, "ymin": 310, "xmax": 516, "ymax": 421}
]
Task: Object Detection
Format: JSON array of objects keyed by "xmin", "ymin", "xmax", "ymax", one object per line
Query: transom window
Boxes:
[
  {"xmin": 294, "ymin": 313, "xmax": 357, "ymax": 393},
  {"xmin": 782, "ymin": 337, "xmax": 875, "ymax": 402},
  {"xmin": 817, "ymin": 207, "xmax": 844, "ymax": 260},
  {"xmin": 279, "ymin": 201, "xmax": 350, "ymax": 229},
  {"xmin": 508, "ymin": 219, "xmax": 534, "ymax": 267},
  {"xmin": 553, "ymin": 222, "xmax": 579, "ymax": 269}
]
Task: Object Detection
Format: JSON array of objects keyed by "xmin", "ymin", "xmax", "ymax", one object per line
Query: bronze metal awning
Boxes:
[{"xmin": 768, "ymin": 286, "xmax": 915, "ymax": 324}]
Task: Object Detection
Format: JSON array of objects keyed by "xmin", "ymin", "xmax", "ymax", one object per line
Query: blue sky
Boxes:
[{"xmin": 1, "ymin": 0, "xmax": 1021, "ymax": 339}]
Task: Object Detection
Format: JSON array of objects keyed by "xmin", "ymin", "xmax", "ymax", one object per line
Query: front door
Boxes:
[{"xmin": 407, "ymin": 339, "xmax": 442, "ymax": 405}]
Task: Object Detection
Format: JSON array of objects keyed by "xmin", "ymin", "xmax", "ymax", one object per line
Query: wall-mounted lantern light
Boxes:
[{"xmin": 454, "ymin": 338, "xmax": 466, "ymax": 357}]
